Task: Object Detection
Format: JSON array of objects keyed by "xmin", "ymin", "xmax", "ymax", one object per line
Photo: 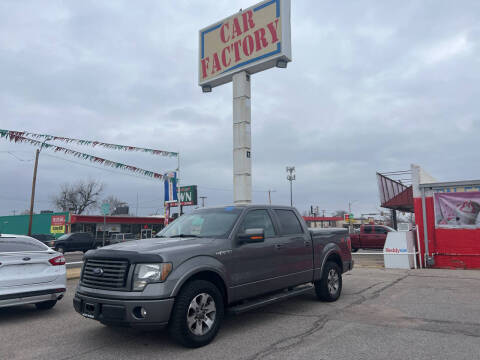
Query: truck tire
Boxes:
[
  {"xmin": 35, "ymin": 300, "xmax": 57, "ymax": 310},
  {"xmin": 168, "ymin": 280, "xmax": 224, "ymax": 348},
  {"xmin": 315, "ymin": 261, "xmax": 342, "ymax": 302}
]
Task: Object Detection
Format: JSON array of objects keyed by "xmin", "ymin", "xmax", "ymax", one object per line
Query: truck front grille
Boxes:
[{"xmin": 81, "ymin": 259, "xmax": 130, "ymax": 290}]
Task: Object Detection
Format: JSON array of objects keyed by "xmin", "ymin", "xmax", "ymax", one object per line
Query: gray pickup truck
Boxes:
[{"xmin": 74, "ymin": 205, "xmax": 353, "ymax": 347}]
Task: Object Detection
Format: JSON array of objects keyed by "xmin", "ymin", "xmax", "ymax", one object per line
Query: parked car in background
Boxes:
[
  {"xmin": 0, "ymin": 234, "xmax": 66, "ymax": 310},
  {"xmin": 109, "ymin": 233, "xmax": 136, "ymax": 244},
  {"xmin": 349, "ymin": 224, "xmax": 396, "ymax": 251},
  {"xmin": 31, "ymin": 234, "xmax": 56, "ymax": 246},
  {"xmin": 51, "ymin": 232, "xmax": 102, "ymax": 254},
  {"xmin": 74, "ymin": 205, "xmax": 352, "ymax": 348}
]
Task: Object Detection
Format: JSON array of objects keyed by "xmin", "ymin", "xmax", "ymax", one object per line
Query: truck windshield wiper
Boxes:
[{"xmin": 170, "ymin": 234, "xmax": 199, "ymax": 238}]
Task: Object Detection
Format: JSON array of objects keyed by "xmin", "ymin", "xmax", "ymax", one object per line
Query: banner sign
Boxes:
[
  {"xmin": 434, "ymin": 191, "xmax": 480, "ymax": 228},
  {"xmin": 164, "ymin": 172, "xmax": 178, "ymax": 203},
  {"xmin": 170, "ymin": 185, "xmax": 198, "ymax": 207},
  {"xmin": 0, "ymin": 130, "xmax": 169, "ymax": 181},
  {"xmin": 50, "ymin": 215, "xmax": 66, "ymax": 234},
  {"xmin": 199, "ymin": 0, "xmax": 291, "ymax": 89}
]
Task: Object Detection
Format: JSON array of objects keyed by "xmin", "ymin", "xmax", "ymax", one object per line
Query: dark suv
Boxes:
[
  {"xmin": 52, "ymin": 232, "xmax": 101, "ymax": 254},
  {"xmin": 31, "ymin": 234, "xmax": 56, "ymax": 246}
]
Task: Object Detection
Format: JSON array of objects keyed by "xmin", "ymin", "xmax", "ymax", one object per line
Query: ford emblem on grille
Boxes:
[{"xmin": 92, "ymin": 267, "xmax": 104, "ymax": 276}]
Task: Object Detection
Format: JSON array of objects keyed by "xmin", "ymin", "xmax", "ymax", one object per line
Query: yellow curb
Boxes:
[
  {"xmin": 67, "ymin": 267, "xmax": 81, "ymax": 280},
  {"xmin": 354, "ymin": 264, "xmax": 385, "ymax": 269}
]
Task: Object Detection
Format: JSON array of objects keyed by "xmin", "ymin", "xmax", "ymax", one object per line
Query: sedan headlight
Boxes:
[{"xmin": 133, "ymin": 263, "xmax": 172, "ymax": 291}]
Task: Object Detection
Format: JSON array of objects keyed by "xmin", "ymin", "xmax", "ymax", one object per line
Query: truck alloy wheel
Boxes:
[
  {"xmin": 327, "ymin": 268, "xmax": 340, "ymax": 296},
  {"xmin": 168, "ymin": 280, "xmax": 224, "ymax": 348},
  {"xmin": 315, "ymin": 261, "xmax": 342, "ymax": 302},
  {"xmin": 186, "ymin": 293, "xmax": 216, "ymax": 336}
]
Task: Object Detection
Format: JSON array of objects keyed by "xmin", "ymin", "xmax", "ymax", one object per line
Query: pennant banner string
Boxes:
[
  {"xmin": 0, "ymin": 129, "xmax": 178, "ymax": 157},
  {"xmin": 0, "ymin": 130, "xmax": 174, "ymax": 181}
]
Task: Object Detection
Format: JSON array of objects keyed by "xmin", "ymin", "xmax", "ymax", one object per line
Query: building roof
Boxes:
[
  {"xmin": 303, "ymin": 216, "xmax": 344, "ymax": 222},
  {"xmin": 70, "ymin": 214, "xmax": 166, "ymax": 225}
]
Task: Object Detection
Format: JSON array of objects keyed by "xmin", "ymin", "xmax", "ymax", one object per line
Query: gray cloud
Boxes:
[{"xmin": 1, "ymin": 0, "xmax": 479, "ymax": 217}]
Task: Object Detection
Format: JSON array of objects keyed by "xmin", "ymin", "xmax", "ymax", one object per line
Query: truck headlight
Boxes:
[{"xmin": 133, "ymin": 263, "xmax": 172, "ymax": 291}]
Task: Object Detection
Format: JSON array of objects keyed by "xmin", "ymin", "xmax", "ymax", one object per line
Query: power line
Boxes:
[{"xmin": 0, "ymin": 151, "xmax": 34, "ymax": 162}]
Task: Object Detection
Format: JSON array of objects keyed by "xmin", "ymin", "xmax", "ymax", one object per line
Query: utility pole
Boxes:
[
  {"xmin": 136, "ymin": 193, "xmax": 139, "ymax": 216},
  {"xmin": 267, "ymin": 189, "xmax": 276, "ymax": 205},
  {"xmin": 200, "ymin": 196, "xmax": 207, "ymax": 208},
  {"xmin": 28, "ymin": 138, "xmax": 51, "ymax": 236},
  {"xmin": 286, "ymin": 166, "xmax": 296, "ymax": 207}
]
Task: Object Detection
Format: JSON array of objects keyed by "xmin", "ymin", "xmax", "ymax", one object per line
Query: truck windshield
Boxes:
[{"xmin": 156, "ymin": 207, "xmax": 243, "ymax": 239}]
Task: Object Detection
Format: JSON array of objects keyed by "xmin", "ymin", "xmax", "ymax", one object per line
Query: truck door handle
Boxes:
[
  {"xmin": 275, "ymin": 244, "xmax": 284, "ymax": 250},
  {"xmin": 304, "ymin": 240, "xmax": 311, "ymax": 247}
]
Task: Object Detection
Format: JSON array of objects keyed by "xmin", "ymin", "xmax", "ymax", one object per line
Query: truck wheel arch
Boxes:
[
  {"xmin": 172, "ymin": 269, "xmax": 228, "ymax": 306},
  {"xmin": 321, "ymin": 250, "xmax": 343, "ymax": 274}
]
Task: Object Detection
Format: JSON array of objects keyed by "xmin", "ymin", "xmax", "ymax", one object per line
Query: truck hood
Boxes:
[{"xmin": 90, "ymin": 237, "xmax": 216, "ymax": 257}]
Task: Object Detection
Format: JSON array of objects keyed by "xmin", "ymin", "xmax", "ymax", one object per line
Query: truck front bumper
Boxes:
[{"xmin": 73, "ymin": 292, "xmax": 174, "ymax": 328}]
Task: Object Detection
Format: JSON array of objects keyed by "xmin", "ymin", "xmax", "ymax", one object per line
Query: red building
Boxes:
[
  {"xmin": 378, "ymin": 164, "xmax": 480, "ymax": 269},
  {"xmin": 68, "ymin": 214, "xmax": 167, "ymax": 239}
]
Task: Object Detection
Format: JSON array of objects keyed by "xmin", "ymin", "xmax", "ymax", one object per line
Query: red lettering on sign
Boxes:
[
  {"xmin": 221, "ymin": 46, "xmax": 231, "ymax": 67},
  {"xmin": 242, "ymin": 10, "xmax": 255, "ymax": 32},
  {"xmin": 201, "ymin": 57, "xmax": 210, "ymax": 78},
  {"xmin": 232, "ymin": 40, "xmax": 242, "ymax": 62},
  {"xmin": 242, "ymin": 35, "xmax": 254, "ymax": 57},
  {"xmin": 211, "ymin": 52, "xmax": 221, "ymax": 74},
  {"xmin": 220, "ymin": 23, "xmax": 230, "ymax": 43},
  {"xmin": 267, "ymin": 19, "xmax": 279, "ymax": 43},
  {"xmin": 232, "ymin": 17, "xmax": 242, "ymax": 39},
  {"xmin": 254, "ymin": 28, "xmax": 268, "ymax": 51}
]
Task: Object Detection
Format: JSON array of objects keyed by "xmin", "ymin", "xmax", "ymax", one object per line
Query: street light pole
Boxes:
[
  {"xmin": 28, "ymin": 138, "xmax": 51, "ymax": 236},
  {"xmin": 267, "ymin": 189, "xmax": 276, "ymax": 205},
  {"xmin": 286, "ymin": 166, "xmax": 296, "ymax": 207}
]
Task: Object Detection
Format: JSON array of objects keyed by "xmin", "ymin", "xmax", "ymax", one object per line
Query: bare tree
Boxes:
[
  {"xmin": 101, "ymin": 195, "xmax": 127, "ymax": 215},
  {"xmin": 334, "ymin": 210, "xmax": 348, "ymax": 217},
  {"xmin": 52, "ymin": 180, "xmax": 104, "ymax": 214}
]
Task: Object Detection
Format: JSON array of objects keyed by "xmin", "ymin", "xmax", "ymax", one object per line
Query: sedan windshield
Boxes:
[{"xmin": 157, "ymin": 207, "xmax": 243, "ymax": 239}]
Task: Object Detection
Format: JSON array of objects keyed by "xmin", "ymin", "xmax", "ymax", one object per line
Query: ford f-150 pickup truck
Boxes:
[
  {"xmin": 349, "ymin": 224, "xmax": 396, "ymax": 251},
  {"xmin": 74, "ymin": 205, "xmax": 353, "ymax": 347}
]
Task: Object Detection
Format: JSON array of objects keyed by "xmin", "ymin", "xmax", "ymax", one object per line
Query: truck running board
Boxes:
[{"xmin": 227, "ymin": 284, "xmax": 313, "ymax": 315}]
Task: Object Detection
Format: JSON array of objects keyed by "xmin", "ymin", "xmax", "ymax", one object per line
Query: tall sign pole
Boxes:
[
  {"xmin": 199, "ymin": 0, "xmax": 291, "ymax": 204},
  {"xmin": 233, "ymin": 71, "xmax": 252, "ymax": 204}
]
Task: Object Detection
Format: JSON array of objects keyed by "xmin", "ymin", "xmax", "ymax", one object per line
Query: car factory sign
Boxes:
[{"xmin": 199, "ymin": 0, "xmax": 291, "ymax": 89}]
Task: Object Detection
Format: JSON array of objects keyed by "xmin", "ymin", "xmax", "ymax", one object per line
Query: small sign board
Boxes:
[
  {"xmin": 50, "ymin": 215, "xmax": 66, "ymax": 234},
  {"xmin": 199, "ymin": 0, "xmax": 291, "ymax": 89},
  {"xmin": 101, "ymin": 203, "xmax": 110, "ymax": 215},
  {"xmin": 170, "ymin": 185, "xmax": 198, "ymax": 207}
]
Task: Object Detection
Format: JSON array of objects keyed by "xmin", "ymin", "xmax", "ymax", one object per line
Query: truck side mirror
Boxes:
[{"xmin": 238, "ymin": 228, "xmax": 265, "ymax": 244}]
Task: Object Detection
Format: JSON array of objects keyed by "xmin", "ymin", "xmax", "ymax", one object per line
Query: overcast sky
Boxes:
[{"xmin": 0, "ymin": 0, "xmax": 479, "ymax": 218}]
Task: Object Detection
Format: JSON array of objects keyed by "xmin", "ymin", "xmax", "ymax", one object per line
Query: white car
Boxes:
[{"xmin": 0, "ymin": 234, "xmax": 66, "ymax": 310}]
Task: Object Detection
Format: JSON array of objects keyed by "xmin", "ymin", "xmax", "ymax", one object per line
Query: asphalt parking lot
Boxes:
[{"xmin": 1, "ymin": 267, "xmax": 479, "ymax": 360}]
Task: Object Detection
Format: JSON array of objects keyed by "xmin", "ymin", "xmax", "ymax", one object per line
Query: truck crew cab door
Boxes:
[
  {"xmin": 374, "ymin": 226, "xmax": 388, "ymax": 248},
  {"xmin": 272, "ymin": 209, "xmax": 313, "ymax": 287},
  {"xmin": 362, "ymin": 225, "xmax": 374, "ymax": 248},
  {"xmin": 230, "ymin": 209, "xmax": 284, "ymax": 301}
]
